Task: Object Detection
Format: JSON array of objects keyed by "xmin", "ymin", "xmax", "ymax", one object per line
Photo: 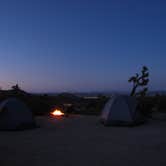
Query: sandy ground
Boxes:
[{"xmin": 0, "ymin": 115, "xmax": 166, "ymax": 166}]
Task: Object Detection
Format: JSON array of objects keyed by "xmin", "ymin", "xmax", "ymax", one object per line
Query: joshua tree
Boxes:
[
  {"xmin": 11, "ymin": 84, "xmax": 21, "ymax": 91},
  {"xmin": 128, "ymin": 66, "xmax": 149, "ymax": 97}
]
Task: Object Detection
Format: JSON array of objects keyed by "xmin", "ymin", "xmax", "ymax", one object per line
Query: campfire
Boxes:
[{"xmin": 51, "ymin": 109, "xmax": 65, "ymax": 116}]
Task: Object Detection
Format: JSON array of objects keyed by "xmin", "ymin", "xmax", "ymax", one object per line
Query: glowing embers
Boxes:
[{"xmin": 51, "ymin": 109, "xmax": 65, "ymax": 116}]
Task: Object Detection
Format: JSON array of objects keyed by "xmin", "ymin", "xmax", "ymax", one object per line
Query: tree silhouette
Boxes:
[
  {"xmin": 11, "ymin": 84, "xmax": 21, "ymax": 91},
  {"xmin": 128, "ymin": 66, "xmax": 149, "ymax": 97}
]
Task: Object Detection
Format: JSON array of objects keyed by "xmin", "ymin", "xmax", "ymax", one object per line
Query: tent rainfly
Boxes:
[
  {"xmin": 101, "ymin": 95, "xmax": 144, "ymax": 126},
  {"xmin": 0, "ymin": 98, "xmax": 36, "ymax": 130}
]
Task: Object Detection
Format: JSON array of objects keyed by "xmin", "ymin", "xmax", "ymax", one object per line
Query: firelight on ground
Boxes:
[{"xmin": 51, "ymin": 109, "xmax": 64, "ymax": 116}]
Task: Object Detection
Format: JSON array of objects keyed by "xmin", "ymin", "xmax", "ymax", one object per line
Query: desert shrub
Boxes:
[
  {"xmin": 137, "ymin": 97, "xmax": 155, "ymax": 116},
  {"xmin": 76, "ymin": 96, "xmax": 108, "ymax": 115},
  {"xmin": 156, "ymin": 96, "xmax": 166, "ymax": 112}
]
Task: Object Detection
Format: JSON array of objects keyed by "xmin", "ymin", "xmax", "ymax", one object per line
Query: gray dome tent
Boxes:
[
  {"xmin": 101, "ymin": 95, "xmax": 144, "ymax": 126},
  {"xmin": 0, "ymin": 98, "xmax": 36, "ymax": 130}
]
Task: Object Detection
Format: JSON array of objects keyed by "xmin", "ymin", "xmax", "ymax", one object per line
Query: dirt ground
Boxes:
[{"xmin": 0, "ymin": 115, "xmax": 166, "ymax": 166}]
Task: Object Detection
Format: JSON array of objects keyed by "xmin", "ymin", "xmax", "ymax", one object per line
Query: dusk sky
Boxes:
[{"xmin": 0, "ymin": 0, "xmax": 166, "ymax": 93}]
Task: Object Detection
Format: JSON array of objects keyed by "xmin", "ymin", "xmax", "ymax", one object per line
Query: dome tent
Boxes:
[
  {"xmin": 101, "ymin": 95, "xmax": 144, "ymax": 126},
  {"xmin": 0, "ymin": 98, "xmax": 36, "ymax": 130}
]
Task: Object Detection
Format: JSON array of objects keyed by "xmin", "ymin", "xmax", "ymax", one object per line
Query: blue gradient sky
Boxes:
[{"xmin": 0, "ymin": 0, "xmax": 166, "ymax": 92}]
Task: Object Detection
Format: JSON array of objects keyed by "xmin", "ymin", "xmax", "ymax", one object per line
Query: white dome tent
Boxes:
[
  {"xmin": 0, "ymin": 98, "xmax": 36, "ymax": 130},
  {"xmin": 101, "ymin": 95, "xmax": 144, "ymax": 126}
]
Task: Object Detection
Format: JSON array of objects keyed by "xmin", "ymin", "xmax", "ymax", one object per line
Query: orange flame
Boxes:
[{"xmin": 51, "ymin": 109, "xmax": 64, "ymax": 116}]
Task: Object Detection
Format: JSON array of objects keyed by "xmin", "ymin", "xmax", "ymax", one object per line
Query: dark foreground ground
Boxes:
[{"xmin": 0, "ymin": 115, "xmax": 166, "ymax": 166}]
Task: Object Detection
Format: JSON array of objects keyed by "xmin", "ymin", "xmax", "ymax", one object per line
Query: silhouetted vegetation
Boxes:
[
  {"xmin": 129, "ymin": 66, "xmax": 149, "ymax": 97},
  {"xmin": 11, "ymin": 84, "xmax": 21, "ymax": 91},
  {"xmin": 0, "ymin": 82, "xmax": 166, "ymax": 116},
  {"xmin": 0, "ymin": 86, "xmax": 108, "ymax": 116}
]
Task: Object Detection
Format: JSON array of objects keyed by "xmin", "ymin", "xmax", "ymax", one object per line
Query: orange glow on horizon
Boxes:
[{"xmin": 51, "ymin": 109, "xmax": 64, "ymax": 116}]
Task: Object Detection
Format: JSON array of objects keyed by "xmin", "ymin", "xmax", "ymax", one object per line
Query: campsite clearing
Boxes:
[{"xmin": 0, "ymin": 115, "xmax": 166, "ymax": 166}]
